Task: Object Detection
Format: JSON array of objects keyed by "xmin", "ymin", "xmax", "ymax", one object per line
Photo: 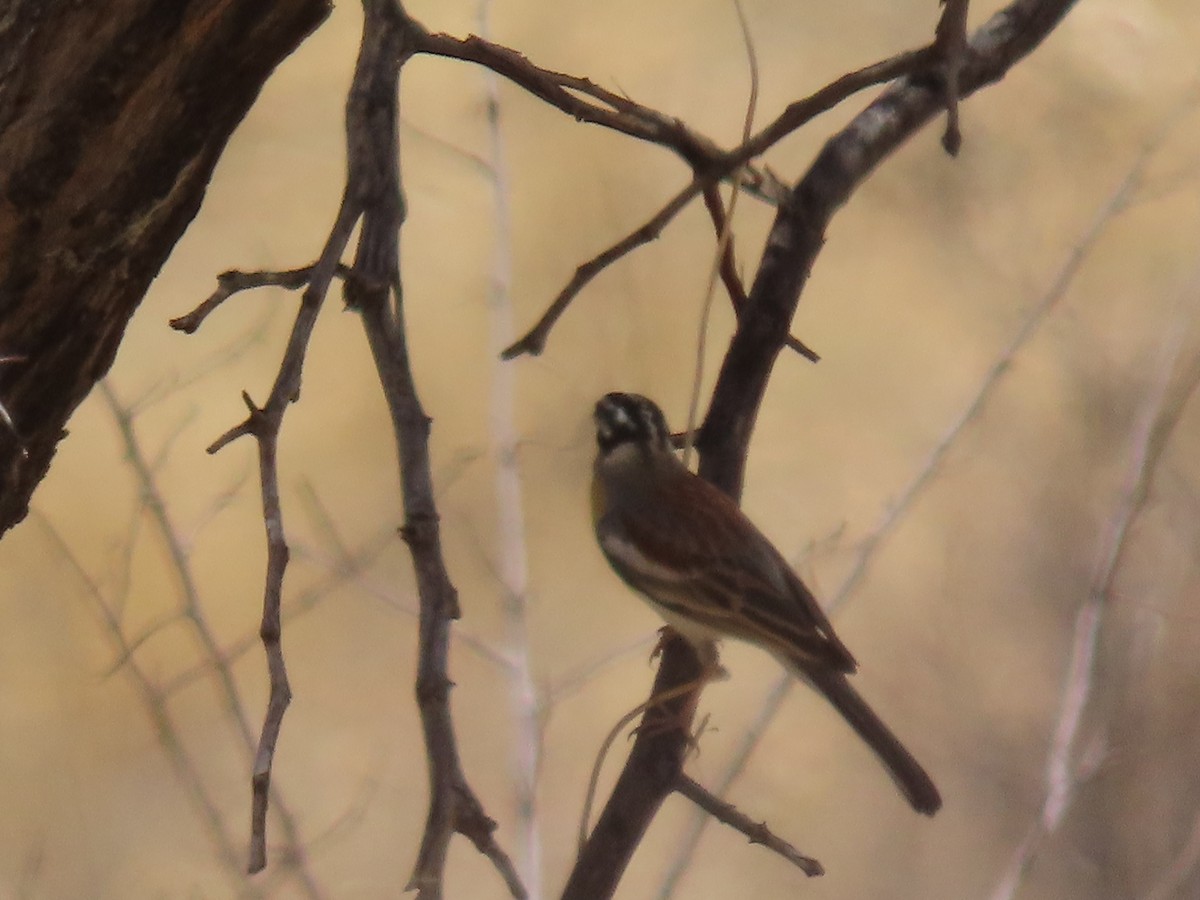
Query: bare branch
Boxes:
[
  {"xmin": 169, "ymin": 266, "xmax": 316, "ymax": 334},
  {"xmin": 990, "ymin": 288, "xmax": 1200, "ymax": 899},
  {"xmin": 499, "ymin": 178, "xmax": 700, "ymax": 359},
  {"xmin": 328, "ymin": 2, "xmax": 526, "ymax": 896},
  {"xmin": 498, "ymin": 39, "xmax": 936, "ymax": 360},
  {"xmin": 409, "ymin": 28, "xmax": 723, "ymax": 166},
  {"xmin": 561, "ymin": 632, "xmax": 706, "ymax": 900},
  {"xmin": 97, "ymin": 380, "xmax": 327, "ymax": 894},
  {"xmin": 683, "ymin": 0, "xmax": 760, "ymax": 473},
  {"xmin": 567, "ymin": 2, "xmax": 1080, "ymax": 895},
  {"xmin": 675, "ymin": 775, "xmax": 823, "ymax": 878},
  {"xmin": 36, "ymin": 514, "xmax": 270, "ymax": 898},
  {"xmin": 177, "ymin": 96, "xmax": 366, "ymax": 884},
  {"xmin": 477, "ymin": 0, "xmax": 542, "ymax": 889}
]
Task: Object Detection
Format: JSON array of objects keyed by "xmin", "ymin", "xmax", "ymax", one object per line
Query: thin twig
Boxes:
[
  {"xmin": 410, "ymin": 28, "xmax": 724, "ymax": 166},
  {"xmin": 35, "ymin": 515, "xmax": 269, "ymax": 898},
  {"xmin": 499, "ymin": 180, "xmax": 700, "ymax": 359},
  {"xmin": 176, "ymin": 97, "xmax": 365, "ymax": 884},
  {"xmin": 164, "ymin": 528, "xmax": 393, "ymax": 696},
  {"xmin": 100, "ymin": 380, "xmax": 326, "ymax": 894},
  {"xmin": 477, "ymin": 0, "xmax": 542, "ymax": 892},
  {"xmin": 699, "ymin": 186, "xmax": 819, "ymax": 361},
  {"xmin": 340, "ymin": 2, "xmax": 524, "ymax": 896},
  {"xmin": 989, "ymin": 290, "xmax": 1200, "ymax": 900},
  {"xmin": 542, "ymin": 634, "xmax": 658, "ymax": 709},
  {"xmin": 684, "ymin": 0, "xmax": 760, "ymax": 471},
  {"xmin": 169, "ymin": 266, "xmax": 326, "ymax": 334},
  {"xmin": 577, "ymin": 673, "xmax": 716, "ymax": 856},
  {"xmin": 498, "ymin": 43, "xmax": 938, "ymax": 360},
  {"xmin": 675, "ymin": 775, "xmax": 822, "ymax": 877}
]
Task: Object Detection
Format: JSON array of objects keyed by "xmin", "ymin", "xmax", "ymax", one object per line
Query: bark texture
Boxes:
[{"xmin": 0, "ymin": 0, "xmax": 330, "ymax": 535}]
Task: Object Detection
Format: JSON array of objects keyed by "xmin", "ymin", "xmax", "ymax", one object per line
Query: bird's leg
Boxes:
[{"xmin": 633, "ymin": 633, "xmax": 725, "ymax": 742}]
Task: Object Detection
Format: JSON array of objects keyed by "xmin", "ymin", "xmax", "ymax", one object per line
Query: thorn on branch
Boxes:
[
  {"xmin": 935, "ymin": 0, "xmax": 970, "ymax": 156},
  {"xmin": 454, "ymin": 786, "xmax": 530, "ymax": 899},
  {"xmin": 699, "ymin": 184, "xmax": 820, "ymax": 363},
  {"xmin": 206, "ymin": 422, "xmax": 252, "ymax": 455}
]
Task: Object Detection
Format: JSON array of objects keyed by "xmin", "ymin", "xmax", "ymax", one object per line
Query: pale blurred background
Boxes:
[{"xmin": 2, "ymin": 1, "xmax": 1200, "ymax": 897}]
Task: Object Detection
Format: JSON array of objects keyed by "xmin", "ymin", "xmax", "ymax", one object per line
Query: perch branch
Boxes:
[
  {"xmin": 660, "ymin": 81, "xmax": 1193, "ymax": 889},
  {"xmin": 565, "ymin": 1, "xmax": 1079, "ymax": 895}
]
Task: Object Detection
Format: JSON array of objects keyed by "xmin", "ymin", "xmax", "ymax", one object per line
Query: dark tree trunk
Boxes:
[{"xmin": 0, "ymin": 0, "xmax": 330, "ymax": 536}]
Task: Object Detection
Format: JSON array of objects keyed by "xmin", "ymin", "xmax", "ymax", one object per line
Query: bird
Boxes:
[{"xmin": 590, "ymin": 391, "xmax": 942, "ymax": 815}]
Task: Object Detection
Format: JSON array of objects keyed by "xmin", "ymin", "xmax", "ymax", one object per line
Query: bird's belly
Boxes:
[{"xmin": 647, "ymin": 594, "xmax": 724, "ymax": 649}]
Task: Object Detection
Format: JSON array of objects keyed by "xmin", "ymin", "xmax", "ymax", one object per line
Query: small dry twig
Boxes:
[
  {"xmin": 496, "ymin": 41, "xmax": 936, "ymax": 360},
  {"xmin": 676, "ymin": 774, "xmax": 822, "ymax": 878}
]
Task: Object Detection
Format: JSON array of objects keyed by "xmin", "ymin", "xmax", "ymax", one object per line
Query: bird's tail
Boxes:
[{"xmin": 803, "ymin": 667, "xmax": 942, "ymax": 815}]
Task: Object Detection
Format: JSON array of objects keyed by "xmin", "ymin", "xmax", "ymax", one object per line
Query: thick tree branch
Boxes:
[
  {"xmin": 698, "ymin": 0, "xmax": 1078, "ymax": 494},
  {"xmin": 0, "ymin": 0, "xmax": 330, "ymax": 536},
  {"xmin": 700, "ymin": 184, "xmax": 819, "ymax": 362}
]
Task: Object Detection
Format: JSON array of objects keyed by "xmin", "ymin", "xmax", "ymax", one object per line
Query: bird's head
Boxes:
[{"xmin": 593, "ymin": 392, "xmax": 672, "ymax": 456}]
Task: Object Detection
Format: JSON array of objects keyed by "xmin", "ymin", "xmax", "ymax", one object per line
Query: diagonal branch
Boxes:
[
  {"xmin": 989, "ymin": 273, "xmax": 1200, "ymax": 899},
  {"xmin": 700, "ymin": 184, "xmax": 819, "ymax": 362},
  {"xmin": 675, "ymin": 774, "xmax": 823, "ymax": 878},
  {"xmin": 99, "ymin": 381, "xmax": 324, "ymax": 894},
  {"xmin": 38, "ymin": 517, "xmax": 267, "ymax": 896},
  {"xmin": 659, "ymin": 75, "xmax": 1200, "ymax": 894},
  {"xmin": 499, "ymin": 42, "xmax": 937, "ymax": 360},
  {"xmin": 698, "ymin": 0, "xmax": 1078, "ymax": 493},
  {"xmin": 564, "ymin": 1, "xmax": 1080, "ymax": 896}
]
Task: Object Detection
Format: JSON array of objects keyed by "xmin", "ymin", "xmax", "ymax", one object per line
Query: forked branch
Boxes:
[
  {"xmin": 563, "ymin": 1, "xmax": 1079, "ymax": 895},
  {"xmin": 170, "ymin": 0, "xmax": 523, "ymax": 892}
]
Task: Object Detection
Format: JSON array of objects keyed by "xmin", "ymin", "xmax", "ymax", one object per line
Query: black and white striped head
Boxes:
[{"xmin": 594, "ymin": 392, "xmax": 672, "ymax": 455}]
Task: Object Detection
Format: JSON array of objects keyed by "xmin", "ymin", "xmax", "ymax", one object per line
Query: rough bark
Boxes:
[{"xmin": 0, "ymin": 0, "xmax": 331, "ymax": 535}]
